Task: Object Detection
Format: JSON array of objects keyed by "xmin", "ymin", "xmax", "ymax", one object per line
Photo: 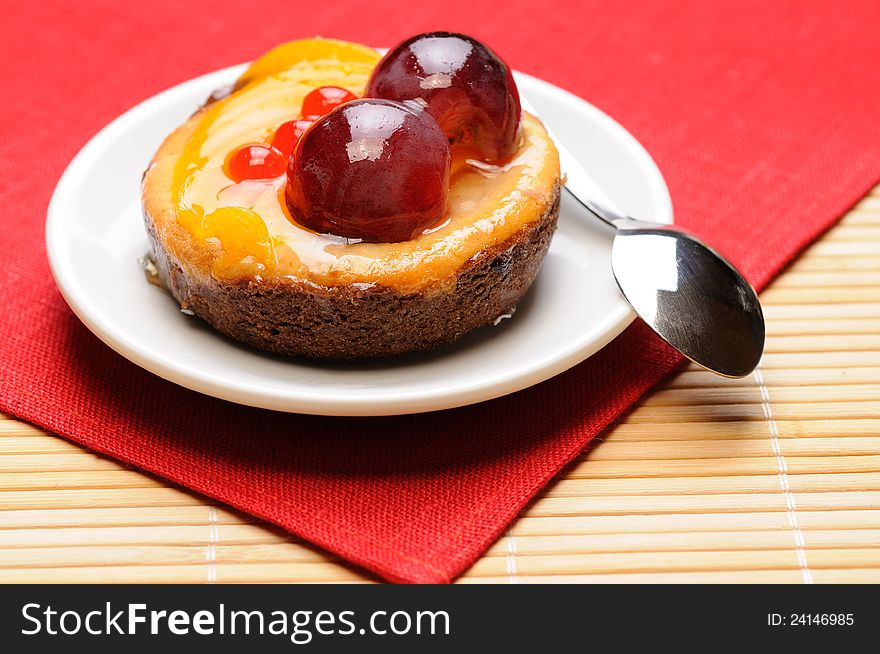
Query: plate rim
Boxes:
[{"xmin": 46, "ymin": 63, "xmax": 673, "ymax": 416}]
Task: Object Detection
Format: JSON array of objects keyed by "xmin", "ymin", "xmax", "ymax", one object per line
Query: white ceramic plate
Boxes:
[{"xmin": 46, "ymin": 64, "xmax": 672, "ymax": 416}]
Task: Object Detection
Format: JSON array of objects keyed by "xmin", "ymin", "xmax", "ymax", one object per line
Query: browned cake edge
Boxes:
[{"xmin": 144, "ymin": 183, "xmax": 560, "ymax": 359}]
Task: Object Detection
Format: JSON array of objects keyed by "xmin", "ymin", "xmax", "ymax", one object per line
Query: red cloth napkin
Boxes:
[{"xmin": 2, "ymin": 0, "xmax": 880, "ymax": 583}]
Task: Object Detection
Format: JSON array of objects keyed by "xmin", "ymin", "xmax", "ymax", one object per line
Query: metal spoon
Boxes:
[{"xmin": 523, "ymin": 96, "xmax": 765, "ymax": 377}]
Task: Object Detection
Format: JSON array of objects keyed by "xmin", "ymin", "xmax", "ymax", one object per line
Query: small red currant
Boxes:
[
  {"xmin": 225, "ymin": 143, "xmax": 286, "ymax": 182},
  {"xmin": 300, "ymin": 86, "xmax": 358, "ymax": 119}
]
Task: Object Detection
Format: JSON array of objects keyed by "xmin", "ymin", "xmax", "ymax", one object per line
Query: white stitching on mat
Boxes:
[
  {"xmin": 206, "ymin": 505, "xmax": 219, "ymax": 583},
  {"xmin": 754, "ymin": 367, "xmax": 814, "ymax": 584},
  {"xmin": 505, "ymin": 527, "xmax": 519, "ymax": 584}
]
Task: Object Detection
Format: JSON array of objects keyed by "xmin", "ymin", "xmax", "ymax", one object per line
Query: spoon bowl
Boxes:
[{"xmin": 611, "ymin": 219, "xmax": 764, "ymax": 377}]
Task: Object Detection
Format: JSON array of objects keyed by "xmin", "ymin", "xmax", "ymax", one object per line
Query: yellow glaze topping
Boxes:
[{"xmin": 161, "ymin": 38, "xmax": 560, "ymax": 293}]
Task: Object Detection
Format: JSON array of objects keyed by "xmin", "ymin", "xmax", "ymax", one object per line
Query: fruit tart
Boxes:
[{"xmin": 142, "ymin": 33, "xmax": 561, "ymax": 359}]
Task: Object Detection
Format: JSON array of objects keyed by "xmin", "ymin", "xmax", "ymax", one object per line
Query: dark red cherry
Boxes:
[
  {"xmin": 285, "ymin": 98, "xmax": 451, "ymax": 242},
  {"xmin": 366, "ymin": 32, "xmax": 521, "ymax": 163}
]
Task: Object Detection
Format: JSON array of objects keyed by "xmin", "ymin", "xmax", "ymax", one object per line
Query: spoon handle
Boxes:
[{"xmin": 520, "ymin": 92, "xmax": 628, "ymax": 228}]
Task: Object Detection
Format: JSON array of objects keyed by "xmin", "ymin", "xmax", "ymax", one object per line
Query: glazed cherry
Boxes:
[
  {"xmin": 366, "ymin": 32, "xmax": 521, "ymax": 162},
  {"xmin": 300, "ymin": 85, "xmax": 358, "ymax": 119},
  {"xmin": 225, "ymin": 143, "xmax": 287, "ymax": 182},
  {"xmin": 285, "ymin": 98, "xmax": 450, "ymax": 242},
  {"xmin": 270, "ymin": 118, "xmax": 315, "ymax": 159}
]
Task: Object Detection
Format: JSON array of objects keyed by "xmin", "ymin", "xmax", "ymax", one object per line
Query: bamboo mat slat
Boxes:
[{"xmin": 1, "ymin": 185, "xmax": 879, "ymax": 583}]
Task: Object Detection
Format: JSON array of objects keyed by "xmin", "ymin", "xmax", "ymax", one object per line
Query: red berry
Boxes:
[
  {"xmin": 270, "ymin": 119, "xmax": 315, "ymax": 159},
  {"xmin": 285, "ymin": 98, "xmax": 450, "ymax": 242},
  {"xmin": 366, "ymin": 32, "xmax": 521, "ymax": 162},
  {"xmin": 300, "ymin": 86, "xmax": 358, "ymax": 119},
  {"xmin": 225, "ymin": 144, "xmax": 287, "ymax": 182}
]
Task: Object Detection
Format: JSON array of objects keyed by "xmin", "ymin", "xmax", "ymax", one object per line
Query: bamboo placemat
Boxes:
[{"xmin": 2, "ymin": 186, "xmax": 879, "ymax": 583}]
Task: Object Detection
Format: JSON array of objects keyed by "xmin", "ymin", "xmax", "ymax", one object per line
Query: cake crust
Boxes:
[{"xmin": 145, "ymin": 183, "xmax": 559, "ymax": 359}]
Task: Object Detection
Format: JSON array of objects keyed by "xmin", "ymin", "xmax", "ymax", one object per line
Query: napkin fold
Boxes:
[{"xmin": 2, "ymin": 0, "xmax": 880, "ymax": 582}]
